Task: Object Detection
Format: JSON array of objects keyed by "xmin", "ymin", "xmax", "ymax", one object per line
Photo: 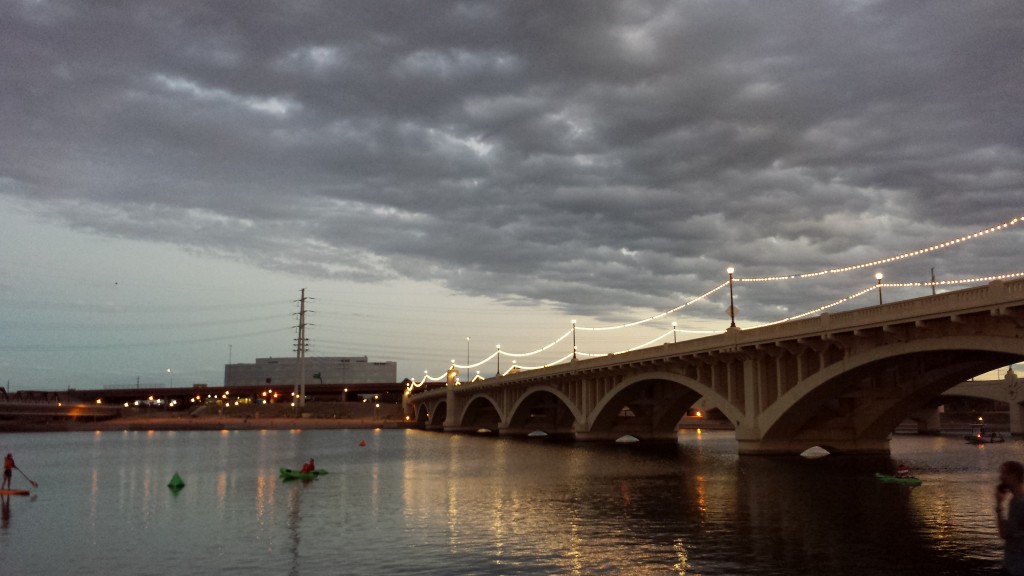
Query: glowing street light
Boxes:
[
  {"xmin": 875, "ymin": 272, "xmax": 884, "ymax": 305},
  {"xmin": 496, "ymin": 344, "xmax": 501, "ymax": 376}
]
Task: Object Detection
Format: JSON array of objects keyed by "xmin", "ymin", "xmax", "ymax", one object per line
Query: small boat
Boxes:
[
  {"xmin": 965, "ymin": 423, "xmax": 1005, "ymax": 444},
  {"xmin": 0, "ymin": 489, "xmax": 31, "ymax": 496},
  {"xmin": 279, "ymin": 467, "xmax": 329, "ymax": 481},
  {"xmin": 874, "ymin": 472, "xmax": 922, "ymax": 486}
]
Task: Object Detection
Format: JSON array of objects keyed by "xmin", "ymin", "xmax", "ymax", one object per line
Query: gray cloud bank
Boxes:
[{"xmin": 3, "ymin": 0, "xmax": 1022, "ymax": 321}]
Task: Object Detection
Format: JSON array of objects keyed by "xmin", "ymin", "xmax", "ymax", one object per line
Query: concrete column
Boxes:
[
  {"xmin": 910, "ymin": 406, "xmax": 942, "ymax": 434},
  {"xmin": 1011, "ymin": 403, "xmax": 1024, "ymax": 436},
  {"xmin": 743, "ymin": 357, "xmax": 758, "ymax": 419},
  {"xmin": 444, "ymin": 385, "xmax": 459, "ymax": 431}
]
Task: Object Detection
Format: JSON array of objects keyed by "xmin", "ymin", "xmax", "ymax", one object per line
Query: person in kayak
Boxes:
[
  {"xmin": 996, "ymin": 460, "xmax": 1024, "ymax": 575},
  {"xmin": 895, "ymin": 463, "xmax": 911, "ymax": 478},
  {"xmin": 1, "ymin": 454, "xmax": 13, "ymax": 490},
  {"xmin": 300, "ymin": 458, "xmax": 315, "ymax": 474}
]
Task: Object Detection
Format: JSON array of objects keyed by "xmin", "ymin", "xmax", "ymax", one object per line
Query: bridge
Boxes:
[{"xmin": 405, "ymin": 279, "xmax": 1024, "ymax": 455}]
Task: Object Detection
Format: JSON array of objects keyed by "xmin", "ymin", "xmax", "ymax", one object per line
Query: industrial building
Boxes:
[{"xmin": 224, "ymin": 356, "xmax": 397, "ymax": 389}]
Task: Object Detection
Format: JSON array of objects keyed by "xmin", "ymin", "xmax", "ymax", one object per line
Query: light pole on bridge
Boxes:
[
  {"xmin": 876, "ymin": 272, "xmax": 884, "ymax": 305},
  {"xmin": 572, "ymin": 319, "xmax": 577, "ymax": 359},
  {"xmin": 727, "ymin": 267, "xmax": 736, "ymax": 328}
]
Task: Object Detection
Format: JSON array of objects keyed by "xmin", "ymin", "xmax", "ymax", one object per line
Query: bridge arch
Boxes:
[
  {"xmin": 580, "ymin": 371, "xmax": 742, "ymax": 441},
  {"xmin": 426, "ymin": 400, "xmax": 447, "ymax": 430},
  {"xmin": 414, "ymin": 403, "xmax": 430, "ymax": 425},
  {"xmin": 754, "ymin": 334, "xmax": 1024, "ymax": 454},
  {"xmin": 456, "ymin": 393, "xmax": 504, "ymax": 432},
  {"xmin": 505, "ymin": 386, "xmax": 581, "ymax": 437}
]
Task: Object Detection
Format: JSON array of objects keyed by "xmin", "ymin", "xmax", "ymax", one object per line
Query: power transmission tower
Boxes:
[{"xmin": 293, "ymin": 288, "xmax": 313, "ymax": 414}]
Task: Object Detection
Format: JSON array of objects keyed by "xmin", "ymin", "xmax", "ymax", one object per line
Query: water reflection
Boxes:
[
  {"xmin": 2, "ymin": 495, "xmax": 10, "ymax": 530},
  {"xmin": 287, "ymin": 481, "xmax": 302, "ymax": 576},
  {"xmin": 0, "ymin": 429, "xmax": 1012, "ymax": 575}
]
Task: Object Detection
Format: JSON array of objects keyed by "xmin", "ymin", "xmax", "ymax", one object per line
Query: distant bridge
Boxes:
[{"xmin": 406, "ymin": 279, "xmax": 1024, "ymax": 455}]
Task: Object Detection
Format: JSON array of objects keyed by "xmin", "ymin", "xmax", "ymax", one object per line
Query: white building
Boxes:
[{"xmin": 224, "ymin": 356, "xmax": 397, "ymax": 388}]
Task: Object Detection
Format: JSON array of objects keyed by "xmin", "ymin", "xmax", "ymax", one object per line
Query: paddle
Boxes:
[{"xmin": 14, "ymin": 467, "xmax": 38, "ymax": 488}]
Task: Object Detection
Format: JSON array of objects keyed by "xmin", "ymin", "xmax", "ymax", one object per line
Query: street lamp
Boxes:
[
  {"xmin": 727, "ymin": 267, "xmax": 736, "ymax": 328},
  {"xmin": 571, "ymin": 319, "xmax": 577, "ymax": 359},
  {"xmin": 672, "ymin": 321, "xmax": 677, "ymax": 343},
  {"xmin": 875, "ymin": 272, "xmax": 884, "ymax": 305},
  {"xmin": 496, "ymin": 344, "xmax": 501, "ymax": 376}
]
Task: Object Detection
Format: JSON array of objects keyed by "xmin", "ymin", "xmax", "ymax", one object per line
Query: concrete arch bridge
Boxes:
[{"xmin": 406, "ymin": 280, "xmax": 1024, "ymax": 455}]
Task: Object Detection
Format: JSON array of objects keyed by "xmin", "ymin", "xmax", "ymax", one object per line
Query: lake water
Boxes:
[{"xmin": 0, "ymin": 428, "xmax": 1016, "ymax": 575}]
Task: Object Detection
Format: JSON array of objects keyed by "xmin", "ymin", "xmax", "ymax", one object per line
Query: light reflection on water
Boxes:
[{"xmin": 0, "ymin": 429, "xmax": 1018, "ymax": 575}]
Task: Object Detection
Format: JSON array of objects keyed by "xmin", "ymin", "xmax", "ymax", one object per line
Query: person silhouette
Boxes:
[
  {"xmin": 996, "ymin": 461, "xmax": 1024, "ymax": 575},
  {"xmin": 1, "ymin": 454, "xmax": 14, "ymax": 490}
]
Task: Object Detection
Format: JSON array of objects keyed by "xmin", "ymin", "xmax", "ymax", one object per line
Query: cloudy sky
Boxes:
[{"xmin": 1, "ymin": 0, "xmax": 1022, "ymax": 391}]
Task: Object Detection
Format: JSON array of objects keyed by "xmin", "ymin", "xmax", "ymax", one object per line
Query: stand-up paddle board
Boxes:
[{"xmin": 0, "ymin": 489, "xmax": 30, "ymax": 496}]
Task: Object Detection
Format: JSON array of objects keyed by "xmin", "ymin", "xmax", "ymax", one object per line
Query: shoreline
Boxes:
[{"xmin": 0, "ymin": 415, "xmax": 416, "ymax": 433}]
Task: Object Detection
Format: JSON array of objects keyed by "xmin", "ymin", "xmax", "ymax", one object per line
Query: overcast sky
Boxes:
[{"xmin": 1, "ymin": 1, "xmax": 1022, "ymax": 391}]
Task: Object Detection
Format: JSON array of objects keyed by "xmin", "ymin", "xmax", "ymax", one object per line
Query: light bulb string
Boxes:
[{"xmin": 738, "ymin": 216, "xmax": 1022, "ymax": 282}]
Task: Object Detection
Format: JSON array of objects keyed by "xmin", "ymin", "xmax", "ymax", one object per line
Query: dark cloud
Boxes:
[{"xmin": 2, "ymin": 0, "xmax": 1022, "ymax": 322}]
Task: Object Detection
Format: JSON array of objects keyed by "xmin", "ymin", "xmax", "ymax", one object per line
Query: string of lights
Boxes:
[
  {"xmin": 753, "ymin": 286, "xmax": 879, "ymax": 327},
  {"xmin": 511, "ymin": 352, "xmax": 576, "ymax": 370},
  {"xmin": 490, "ymin": 329, "xmax": 574, "ymax": 358},
  {"xmin": 738, "ymin": 215, "xmax": 1022, "ymax": 282},
  {"xmin": 876, "ymin": 271, "xmax": 1024, "ymax": 288},
  {"xmin": 575, "ymin": 282, "xmax": 729, "ymax": 331}
]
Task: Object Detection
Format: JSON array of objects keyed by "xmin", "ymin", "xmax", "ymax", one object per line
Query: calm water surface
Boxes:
[{"xmin": 0, "ymin": 429, "xmax": 1016, "ymax": 575}]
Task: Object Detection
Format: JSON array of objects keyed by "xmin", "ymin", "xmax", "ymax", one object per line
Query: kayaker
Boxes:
[
  {"xmin": 895, "ymin": 463, "xmax": 911, "ymax": 479},
  {"xmin": 1, "ymin": 453, "xmax": 13, "ymax": 490},
  {"xmin": 300, "ymin": 458, "xmax": 315, "ymax": 474},
  {"xmin": 996, "ymin": 460, "xmax": 1024, "ymax": 575}
]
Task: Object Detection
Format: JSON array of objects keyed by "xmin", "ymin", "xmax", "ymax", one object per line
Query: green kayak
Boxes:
[
  {"xmin": 874, "ymin": 472, "xmax": 921, "ymax": 486},
  {"xmin": 280, "ymin": 467, "xmax": 329, "ymax": 481}
]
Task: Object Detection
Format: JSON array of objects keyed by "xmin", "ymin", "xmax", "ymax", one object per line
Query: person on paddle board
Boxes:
[
  {"xmin": 895, "ymin": 463, "xmax": 911, "ymax": 479},
  {"xmin": 1, "ymin": 454, "xmax": 13, "ymax": 490},
  {"xmin": 300, "ymin": 458, "xmax": 315, "ymax": 473},
  {"xmin": 996, "ymin": 460, "xmax": 1024, "ymax": 575}
]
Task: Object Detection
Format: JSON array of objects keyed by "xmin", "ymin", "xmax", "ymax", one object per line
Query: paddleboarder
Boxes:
[{"xmin": 1, "ymin": 453, "xmax": 13, "ymax": 490}]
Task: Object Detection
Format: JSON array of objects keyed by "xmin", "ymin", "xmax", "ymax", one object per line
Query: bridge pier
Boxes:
[
  {"xmin": 909, "ymin": 406, "xmax": 942, "ymax": 435},
  {"xmin": 1011, "ymin": 403, "xmax": 1024, "ymax": 436}
]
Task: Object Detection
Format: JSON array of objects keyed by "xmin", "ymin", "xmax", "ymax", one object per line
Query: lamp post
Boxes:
[
  {"xmin": 875, "ymin": 272, "xmax": 884, "ymax": 305},
  {"xmin": 727, "ymin": 267, "xmax": 736, "ymax": 328},
  {"xmin": 572, "ymin": 319, "xmax": 577, "ymax": 359},
  {"xmin": 496, "ymin": 344, "xmax": 501, "ymax": 376},
  {"xmin": 672, "ymin": 321, "xmax": 677, "ymax": 343}
]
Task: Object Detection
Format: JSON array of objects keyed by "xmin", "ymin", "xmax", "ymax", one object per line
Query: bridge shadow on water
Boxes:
[{"xmin": 507, "ymin": 435, "xmax": 1000, "ymax": 575}]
